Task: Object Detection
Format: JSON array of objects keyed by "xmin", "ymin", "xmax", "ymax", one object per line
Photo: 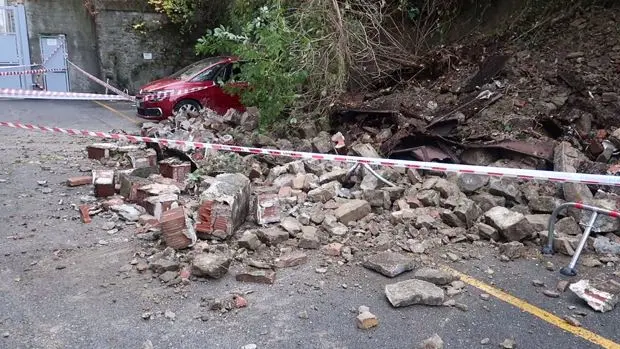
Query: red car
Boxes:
[{"xmin": 135, "ymin": 56, "xmax": 246, "ymax": 120}]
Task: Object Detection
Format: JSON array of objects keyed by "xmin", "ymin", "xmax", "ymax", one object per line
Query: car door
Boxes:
[{"xmin": 202, "ymin": 63, "xmax": 247, "ymax": 114}]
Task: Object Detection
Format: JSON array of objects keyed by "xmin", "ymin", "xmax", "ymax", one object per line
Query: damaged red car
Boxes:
[{"xmin": 135, "ymin": 56, "xmax": 247, "ymax": 121}]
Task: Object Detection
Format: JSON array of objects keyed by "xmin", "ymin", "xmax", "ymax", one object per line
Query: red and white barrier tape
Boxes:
[
  {"xmin": 0, "ymin": 88, "xmax": 131, "ymax": 101},
  {"xmin": 66, "ymin": 60, "xmax": 134, "ymax": 101},
  {"xmin": 141, "ymin": 87, "xmax": 208, "ymax": 101},
  {"xmin": 0, "ymin": 68, "xmax": 66, "ymax": 77},
  {"xmin": 0, "ymin": 64, "xmax": 40, "ymax": 70},
  {"xmin": 1, "ymin": 121, "xmax": 620, "ymax": 186}
]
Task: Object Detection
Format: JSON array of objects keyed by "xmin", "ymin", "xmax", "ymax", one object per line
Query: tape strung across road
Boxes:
[
  {"xmin": 1, "ymin": 121, "xmax": 620, "ymax": 186},
  {"xmin": 66, "ymin": 60, "xmax": 135, "ymax": 101},
  {"xmin": 0, "ymin": 68, "xmax": 66, "ymax": 77},
  {"xmin": 0, "ymin": 89, "xmax": 132, "ymax": 101}
]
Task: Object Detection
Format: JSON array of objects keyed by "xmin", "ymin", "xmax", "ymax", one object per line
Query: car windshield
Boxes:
[{"xmin": 168, "ymin": 57, "xmax": 223, "ymax": 81}]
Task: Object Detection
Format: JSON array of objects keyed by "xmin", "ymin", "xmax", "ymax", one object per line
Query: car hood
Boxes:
[{"xmin": 139, "ymin": 78, "xmax": 185, "ymax": 93}]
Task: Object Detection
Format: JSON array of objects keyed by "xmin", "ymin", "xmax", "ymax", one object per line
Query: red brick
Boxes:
[
  {"xmin": 159, "ymin": 207, "xmax": 191, "ymax": 250},
  {"xmin": 256, "ymin": 193, "xmax": 281, "ymax": 225},
  {"xmin": 93, "ymin": 170, "xmax": 115, "ymax": 198},
  {"xmin": 142, "ymin": 194, "xmax": 178, "ymax": 219},
  {"xmin": 159, "ymin": 160, "xmax": 191, "ymax": 182},
  {"xmin": 79, "ymin": 204, "xmax": 91, "ymax": 224},
  {"xmin": 86, "ymin": 143, "xmax": 117, "ymax": 160},
  {"xmin": 66, "ymin": 176, "xmax": 92, "ymax": 187}
]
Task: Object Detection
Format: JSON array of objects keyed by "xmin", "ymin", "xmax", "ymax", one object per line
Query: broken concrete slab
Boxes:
[
  {"xmin": 475, "ymin": 222, "xmax": 500, "ymax": 241},
  {"xmin": 488, "ymin": 178, "xmax": 521, "ymax": 202},
  {"xmin": 569, "ymin": 279, "xmax": 620, "ymax": 313},
  {"xmin": 257, "ymin": 227, "xmax": 289, "ymax": 246},
  {"xmin": 499, "ymin": 241, "xmax": 525, "ymax": 260},
  {"xmin": 307, "ymin": 181, "xmax": 341, "ymax": 203},
  {"xmin": 484, "ymin": 207, "xmax": 532, "ymax": 241},
  {"xmin": 191, "ymin": 253, "xmax": 231, "ymax": 279},
  {"xmin": 275, "ymin": 251, "xmax": 308, "ymax": 268},
  {"xmin": 456, "ymin": 173, "xmax": 489, "ymax": 194},
  {"xmin": 280, "ymin": 217, "xmax": 302, "ymax": 235},
  {"xmin": 385, "ymin": 279, "xmax": 445, "ymax": 307},
  {"xmin": 528, "ymin": 195, "xmax": 563, "ymax": 213},
  {"xmin": 299, "ymin": 226, "xmax": 320, "ymax": 249},
  {"xmin": 335, "ymin": 199, "xmax": 371, "ymax": 225},
  {"xmin": 555, "ymin": 216, "xmax": 581, "ymax": 236},
  {"xmin": 413, "ymin": 268, "xmax": 458, "ymax": 286},
  {"xmin": 362, "ymin": 251, "xmax": 416, "ymax": 278},
  {"xmin": 238, "ymin": 231, "xmax": 261, "ymax": 251}
]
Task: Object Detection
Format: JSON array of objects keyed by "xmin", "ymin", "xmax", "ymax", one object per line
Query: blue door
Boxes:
[
  {"xmin": 40, "ymin": 35, "xmax": 69, "ymax": 92},
  {"xmin": 0, "ymin": 5, "xmax": 31, "ymax": 89}
]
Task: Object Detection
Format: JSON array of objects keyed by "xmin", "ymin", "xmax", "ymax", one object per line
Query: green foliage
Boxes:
[
  {"xmin": 196, "ymin": 4, "xmax": 308, "ymax": 127},
  {"xmin": 148, "ymin": 0, "xmax": 197, "ymax": 32}
]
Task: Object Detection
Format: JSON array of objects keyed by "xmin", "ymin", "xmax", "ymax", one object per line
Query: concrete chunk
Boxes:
[
  {"xmin": 363, "ymin": 251, "xmax": 416, "ymax": 277},
  {"xmin": 335, "ymin": 199, "xmax": 371, "ymax": 224},
  {"xmin": 385, "ymin": 279, "xmax": 445, "ymax": 307},
  {"xmin": 191, "ymin": 253, "xmax": 231, "ymax": 279},
  {"xmin": 413, "ymin": 268, "xmax": 458, "ymax": 286}
]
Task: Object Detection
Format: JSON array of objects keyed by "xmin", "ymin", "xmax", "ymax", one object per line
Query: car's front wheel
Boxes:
[{"xmin": 173, "ymin": 100, "xmax": 201, "ymax": 116}]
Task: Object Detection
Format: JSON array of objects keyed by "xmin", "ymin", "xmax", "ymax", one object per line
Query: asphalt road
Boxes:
[{"xmin": 0, "ymin": 100, "xmax": 619, "ymax": 349}]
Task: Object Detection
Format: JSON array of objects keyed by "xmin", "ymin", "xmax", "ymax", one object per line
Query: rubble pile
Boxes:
[{"xmin": 62, "ymin": 7, "xmax": 620, "ymax": 320}]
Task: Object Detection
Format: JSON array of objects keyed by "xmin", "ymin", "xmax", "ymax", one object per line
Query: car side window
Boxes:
[
  {"xmin": 192, "ymin": 64, "xmax": 222, "ymax": 82},
  {"xmin": 214, "ymin": 64, "xmax": 233, "ymax": 85}
]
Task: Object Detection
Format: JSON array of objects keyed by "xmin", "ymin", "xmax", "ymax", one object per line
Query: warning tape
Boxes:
[
  {"xmin": 0, "ymin": 88, "xmax": 131, "ymax": 101},
  {"xmin": 0, "ymin": 68, "xmax": 66, "ymax": 77},
  {"xmin": 0, "ymin": 64, "xmax": 40, "ymax": 70},
  {"xmin": 1, "ymin": 121, "xmax": 620, "ymax": 186},
  {"xmin": 141, "ymin": 87, "xmax": 208, "ymax": 101},
  {"xmin": 66, "ymin": 60, "xmax": 134, "ymax": 101}
]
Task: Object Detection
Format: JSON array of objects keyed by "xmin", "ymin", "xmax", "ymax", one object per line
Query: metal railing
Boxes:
[{"xmin": 542, "ymin": 202, "xmax": 619, "ymax": 276}]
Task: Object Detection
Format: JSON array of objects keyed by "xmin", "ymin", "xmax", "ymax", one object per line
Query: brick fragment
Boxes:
[
  {"xmin": 256, "ymin": 193, "xmax": 281, "ymax": 225},
  {"xmin": 159, "ymin": 207, "xmax": 191, "ymax": 249},
  {"xmin": 92, "ymin": 169, "xmax": 115, "ymax": 198},
  {"xmin": 79, "ymin": 204, "xmax": 91, "ymax": 224},
  {"xmin": 159, "ymin": 158, "xmax": 192, "ymax": 182},
  {"xmin": 195, "ymin": 173, "xmax": 250, "ymax": 240},
  {"xmin": 86, "ymin": 143, "xmax": 117, "ymax": 160},
  {"xmin": 66, "ymin": 176, "xmax": 92, "ymax": 187}
]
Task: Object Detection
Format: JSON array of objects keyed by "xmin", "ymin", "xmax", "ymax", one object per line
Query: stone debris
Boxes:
[
  {"xmin": 484, "ymin": 206, "xmax": 533, "ymax": 241},
  {"xmin": 413, "ymin": 268, "xmax": 458, "ymax": 286},
  {"xmin": 335, "ymin": 199, "xmax": 371, "ymax": 224},
  {"xmin": 385, "ymin": 279, "xmax": 445, "ymax": 307},
  {"xmin": 418, "ymin": 334, "xmax": 444, "ymax": 349},
  {"xmin": 191, "ymin": 253, "xmax": 231, "ymax": 279},
  {"xmin": 356, "ymin": 305, "xmax": 379, "ymax": 330},
  {"xmin": 569, "ymin": 279, "xmax": 620, "ymax": 312},
  {"xmin": 236, "ymin": 268, "xmax": 276, "ymax": 284},
  {"xmin": 275, "ymin": 250, "xmax": 308, "ymax": 268},
  {"xmin": 563, "ymin": 315, "xmax": 582, "ymax": 327},
  {"xmin": 500, "ymin": 338, "xmax": 516, "ymax": 349},
  {"xmin": 362, "ymin": 251, "xmax": 416, "ymax": 278},
  {"xmin": 499, "ymin": 241, "xmax": 525, "ymax": 260}
]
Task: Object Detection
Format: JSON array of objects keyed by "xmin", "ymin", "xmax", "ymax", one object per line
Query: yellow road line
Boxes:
[
  {"xmin": 442, "ymin": 266, "xmax": 620, "ymax": 349},
  {"xmin": 92, "ymin": 100, "xmax": 141, "ymax": 126}
]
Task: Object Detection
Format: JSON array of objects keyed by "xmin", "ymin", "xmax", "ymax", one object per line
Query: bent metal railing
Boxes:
[{"xmin": 542, "ymin": 202, "xmax": 620, "ymax": 276}]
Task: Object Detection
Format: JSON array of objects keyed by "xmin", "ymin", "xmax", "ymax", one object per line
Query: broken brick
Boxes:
[
  {"xmin": 142, "ymin": 193, "xmax": 178, "ymax": 220},
  {"xmin": 79, "ymin": 204, "xmax": 91, "ymax": 224},
  {"xmin": 159, "ymin": 158, "xmax": 192, "ymax": 183},
  {"xmin": 195, "ymin": 173, "xmax": 250, "ymax": 240},
  {"xmin": 66, "ymin": 176, "xmax": 92, "ymax": 187},
  {"xmin": 92, "ymin": 169, "xmax": 115, "ymax": 198},
  {"xmin": 119, "ymin": 174, "xmax": 150, "ymax": 203},
  {"xmin": 86, "ymin": 143, "xmax": 117, "ymax": 160},
  {"xmin": 235, "ymin": 268, "xmax": 276, "ymax": 284},
  {"xmin": 256, "ymin": 193, "xmax": 281, "ymax": 225},
  {"xmin": 159, "ymin": 207, "xmax": 191, "ymax": 250}
]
